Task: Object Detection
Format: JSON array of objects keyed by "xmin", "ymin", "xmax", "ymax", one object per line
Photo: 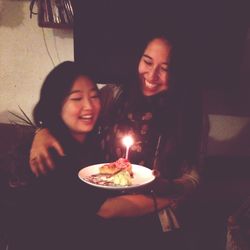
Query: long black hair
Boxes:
[
  {"xmin": 33, "ymin": 61, "xmax": 98, "ymax": 142},
  {"xmin": 118, "ymin": 32, "xmax": 177, "ymax": 113}
]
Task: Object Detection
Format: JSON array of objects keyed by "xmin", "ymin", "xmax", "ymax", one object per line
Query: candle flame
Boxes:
[{"xmin": 122, "ymin": 135, "xmax": 134, "ymax": 147}]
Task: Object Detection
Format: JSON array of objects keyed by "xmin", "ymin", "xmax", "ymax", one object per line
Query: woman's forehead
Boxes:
[
  {"xmin": 71, "ymin": 76, "xmax": 96, "ymax": 91},
  {"xmin": 146, "ymin": 38, "xmax": 171, "ymax": 51},
  {"xmin": 144, "ymin": 39, "xmax": 171, "ymax": 61}
]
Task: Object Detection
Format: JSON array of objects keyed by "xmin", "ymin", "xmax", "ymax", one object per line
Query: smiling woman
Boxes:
[
  {"xmin": 7, "ymin": 61, "xmax": 106, "ymax": 250},
  {"xmin": 138, "ymin": 38, "xmax": 172, "ymax": 96},
  {"xmin": 91, "ymin": 34, "xmax": 203, "ymax": 249},
  {"xmin": 61, "ymin": 75, "xmax": 101, "ymax": 142}
]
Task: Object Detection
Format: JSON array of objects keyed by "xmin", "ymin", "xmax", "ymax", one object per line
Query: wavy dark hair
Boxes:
[
  {"xmin": 120, "ymin": 32, "xmax": 177, "ymax": 110},
  {"xmin": 136, "ymin": 31, "xmax": 175, "ymax": 81},
  {"xmin": 33, "ymin": 61, "xmax": 98, "ymax": 140}
]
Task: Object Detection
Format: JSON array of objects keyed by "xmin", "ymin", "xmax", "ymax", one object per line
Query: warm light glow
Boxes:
[
  {"xmin": 122, "ymin": 135, "xmax": 134, "ymax": 148},
  {"xmin": 122, "ymin": 135, "xmax": 134, "ymax": 160}
]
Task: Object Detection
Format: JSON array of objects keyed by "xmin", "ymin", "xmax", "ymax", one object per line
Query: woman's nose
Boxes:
[
  {"xmin": 148, "ymin": 68, "xmax": 159, "ymax": 81},
  {"xmin": 82, "ymin": 98, "xmax": 92, "ymax": 110}
]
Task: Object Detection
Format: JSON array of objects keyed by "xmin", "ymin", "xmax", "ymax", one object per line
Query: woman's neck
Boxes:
[{"xmin": 71, "ymin": 132, "xmax": 87, "ymax": 144}]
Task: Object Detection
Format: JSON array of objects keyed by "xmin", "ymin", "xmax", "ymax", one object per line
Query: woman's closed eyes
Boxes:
[
  {"xmin": 68, "ymin": 90, "xmax": 100, "ymax": 101},
  {"xmin": 142, "ymin": 56, "xmax": 168, "ymax": 72}
]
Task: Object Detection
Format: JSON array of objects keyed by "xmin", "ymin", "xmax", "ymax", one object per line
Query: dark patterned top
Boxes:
[{"xmin": 99, "ymin": 84, "xmax": 203, "ymax": 200}]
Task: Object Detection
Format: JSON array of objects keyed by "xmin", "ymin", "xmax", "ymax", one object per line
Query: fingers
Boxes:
[
  {"xmin": 41, "ymin": 148, "xmax": 56, "ymax": 170},
  {"xmin": 29, "ymin": 128, "xmax": 63, "ymax": 177},
  {"xmin": 152, "ymin": 170, "xmax": 160, "ymax": 177},
  {"xmin": 30, "ymin": 158, "xmax": 44, "ymax": 177},
  {"xmin": 44, "ymin": 155, "xmax": 55, "ymax": 170},
  {"xmin": 30, "ymin": 152, "xmax": 55, "ymax": 177}
]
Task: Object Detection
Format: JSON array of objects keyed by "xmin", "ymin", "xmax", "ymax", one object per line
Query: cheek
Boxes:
[
  {"xmin": 160, "ymin": 73, "xmax": 168, "ymax": 86},
  {"xmin": 94, "ymin": 101, "xmax": 101, "ymax": 116},
  {"xmin": 61, "ymin": 106, "xmax": 70, "ymax": 124},
  {"xmin": 138, "ymin": 60, "xmax": 145, "ymax": 75},
  {"xmin": 61, "ymin": 103, "xmax": 77, "ymax": 121},
  {"xmin": 138, "ymin": 64, "xmax": 146, "ymax": 85}
]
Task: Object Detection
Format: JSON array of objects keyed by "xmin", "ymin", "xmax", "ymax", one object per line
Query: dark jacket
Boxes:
[{"xmin": 100, "ymin": 84, "xmax": 205, "ymax": 201}]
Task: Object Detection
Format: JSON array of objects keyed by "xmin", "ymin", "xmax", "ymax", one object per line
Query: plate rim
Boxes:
[{"xmin": 78, "ymin": 163, "xmax": 155, "ymax": 190}]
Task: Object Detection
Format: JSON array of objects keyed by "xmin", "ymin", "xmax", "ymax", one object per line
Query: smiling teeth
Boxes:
[
  {"xmin": 80, "ymin": 115, "xmax": 92, "ymax": 119},
  {"xmin": 145, "ymin": 81, "xmax": 157, "ymax": 89}
]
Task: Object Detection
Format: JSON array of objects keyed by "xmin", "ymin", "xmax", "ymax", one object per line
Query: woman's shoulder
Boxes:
[
  {"xmin": 99, "ymin": 84, "xmax": 125, "ymax": 118},
  {"xmin": 99, "ymin": 84, "xmax": 123, "ymax": 101}
]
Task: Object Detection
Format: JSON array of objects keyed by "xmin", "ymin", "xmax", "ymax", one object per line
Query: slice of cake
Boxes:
[
  {"xmin": 99, "ymin": 158, "xmax": 133, "ymax": 177},
  {"xmin": 99, "ymin": 158, "xmax": 133, "ymax": 186}
]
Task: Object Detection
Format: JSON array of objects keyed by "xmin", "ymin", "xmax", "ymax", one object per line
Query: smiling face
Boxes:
[
  {"xmin": 138, "ymin": 38, "xmax": 172, "ymax": 96},
  {"xmin": 61, "ymin": 76, "xmax": 101, "ymax": 142}
]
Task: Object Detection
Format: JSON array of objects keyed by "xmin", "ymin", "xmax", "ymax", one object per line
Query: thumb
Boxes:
[{"xmin": 52, "ymin": 141, "xmax": 65, "ymax": 156}]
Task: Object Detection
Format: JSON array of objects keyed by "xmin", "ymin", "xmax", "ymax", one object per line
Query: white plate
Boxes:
[{"xmin": 78, "ymin": 163, "xmax": 155, "ymax": 190}]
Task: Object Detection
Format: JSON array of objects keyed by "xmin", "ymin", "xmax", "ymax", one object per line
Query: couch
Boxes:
[
  {"xmin": 194, "ymin": 90, "xmax": 250, "ymax": 249},
  {"xmin": 0, "ymin": 123, "xmax": 34, "ymax": 249}
]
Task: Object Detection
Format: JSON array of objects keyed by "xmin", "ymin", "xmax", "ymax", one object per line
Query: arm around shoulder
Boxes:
[
  {"xmin": 97, "ymin": 193, "xmax": 172, "ymax": 219},
  {"xmin": 29, "ymin": 128, "xmax": 64, "ymax": 176}
]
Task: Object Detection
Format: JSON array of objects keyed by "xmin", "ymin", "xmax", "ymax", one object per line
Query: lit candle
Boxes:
[{"xmin": 122, "ymin": 135, "xmax": 134, "ymax": 160}]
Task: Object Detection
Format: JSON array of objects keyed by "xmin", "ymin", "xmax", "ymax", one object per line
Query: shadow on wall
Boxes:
[
  {"xmin": 207, "ymin": 115, "xmax": 250, "ymax": 156},
  {"xmin": 0, "ymin": 0, "xmax": 25, "ymax": 28},
  {"xmin": 0, "ymin": 111, "xmax": 13, "ymax": 124},
  {"xmin": 53, "ymin": 28, "xmax": 73, "ymax": 39}
]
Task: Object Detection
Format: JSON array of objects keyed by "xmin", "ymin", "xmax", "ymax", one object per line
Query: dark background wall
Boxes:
[
  {"xmin": 73, "ymin": 0, "xmax": 250, "ymax": 114},
  {"xmin": 73, "ymin": 0, "xmax": 250, "ymax": 158},
  {"xmin": 74, "ymin": 1, "xmax": 249, "ymax": 83}
]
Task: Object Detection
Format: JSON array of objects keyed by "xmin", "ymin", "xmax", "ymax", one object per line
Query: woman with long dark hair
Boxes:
[{"xmin": 8, "ymin": 61, "xmax": 105, "ymax": 250}]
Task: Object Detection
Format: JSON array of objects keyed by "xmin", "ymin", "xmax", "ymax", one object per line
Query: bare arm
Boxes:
[
  {"xmin": 29, "ymin": 128, "xmax": 65, "ymax": 176},
  {"xmin": 97, "ymin": 163, "xmax": 200, "ymax": 219},
  {"xmin": 97, "ymin": 194, "xmax": 172, "ymax": 218}
]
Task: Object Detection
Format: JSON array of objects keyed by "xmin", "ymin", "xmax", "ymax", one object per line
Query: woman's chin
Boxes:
[
  {"xmin": 74, "ymin": 124, "xmax": 95, "ymax": 134},
  {"xmin": 142, "ymin": 88, "xmax": 160, "ymax": 96},
  {"xmin": 142, "ymin": 86, "xmax": 169, "ymax": 96}
]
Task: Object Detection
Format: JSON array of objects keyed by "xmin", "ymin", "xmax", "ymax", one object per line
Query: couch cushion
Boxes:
[
  {"xmin": 0, "ymin": 123, "xmax": 34, "ymax": 175},
  {"xmin": 0, "ymin": 123, "xmax": 34, "ymax": 154}
]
